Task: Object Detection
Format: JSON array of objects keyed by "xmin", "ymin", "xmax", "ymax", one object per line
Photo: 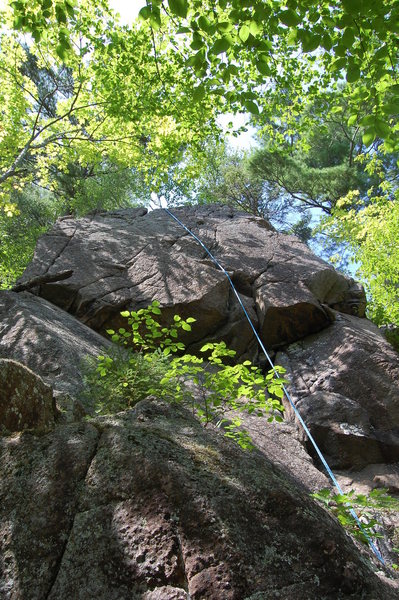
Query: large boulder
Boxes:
[
  {"xmin": 1, "ymin": 399, "xmax": 397, "ymax": 600},
  {"xmin": 2, "ymin": 205, "xmax": 399, "ymax": 597},
  {"xmin": 278, "ymin": 312, "xmax": 399, "ymax": 468},
  {"xmin": 16, "ymin": 205, "xmax": 366, "ymax": 357},
  {"xmin": 0, "ymin": 291, "xmax": 112, "ymax": 410}
]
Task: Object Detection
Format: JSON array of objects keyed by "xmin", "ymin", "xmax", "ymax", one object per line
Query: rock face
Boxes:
[
  {"xmin": 0, "ymin": 359, "xmax": 55, "ymax": 433},
  {"xmin": 0, "ymin": 420, "xmax": 99, "ymax": 598},
  {"xmin": 1, "ymin": 399, "xmax": 397, "ymax": 600},
  {"xmin": 14, "ymin": 205, "xmax": 398, "ymax": 467},
  {"xmin": 1, "ymin": 204, "xmax": 398, "ymax": 598},
  {"xmin": 0, "ymin": 290, "xmax": 112, "ymax": 403},
  {"xmin": 17, "ymin": 205, "xmax": 366, "ymax": 355},
  {"xmin": 278, "ymin": 312, "xmax": 399, "ymax": 469}
]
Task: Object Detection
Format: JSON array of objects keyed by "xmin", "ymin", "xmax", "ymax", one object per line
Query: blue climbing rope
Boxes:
[{"xmin": 164, "ymin": 207, "xmax": 385, "ymax": 566}]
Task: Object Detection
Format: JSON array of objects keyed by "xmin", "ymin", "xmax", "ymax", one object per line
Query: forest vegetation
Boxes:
[{"xmin": 0, "ymin": 0, "xmax": 398, "ymax": 327}]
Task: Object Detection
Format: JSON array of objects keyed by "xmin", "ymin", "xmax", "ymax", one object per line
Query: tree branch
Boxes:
[{"xmin": 12, "ymin": 269, "xmax": 73, "ymax": 292}]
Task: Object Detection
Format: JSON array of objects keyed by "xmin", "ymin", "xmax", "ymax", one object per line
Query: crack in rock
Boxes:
[
  {"xmin": 44, "ymin": 427, "xmax": 103, "ymax": 599},
  {"xmin": 42, "ymin": 224, "xmax": 78, "ymax": 277}
]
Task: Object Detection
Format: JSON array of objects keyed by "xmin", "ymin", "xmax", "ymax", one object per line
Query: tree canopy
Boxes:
[
  {"xmin": 0, "ymin": 0, "xmax": 218, "ymax": 207},
  {"xmin": 1, "ymin": 0, "xmax": 398, "ymax": 327},
  {"xmin": 135, "ymin": 1, "xmax": 399, "ymax": 147}
]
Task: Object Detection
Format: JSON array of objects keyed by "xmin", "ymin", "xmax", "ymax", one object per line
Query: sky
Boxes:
[{"xmin": 108, "ymin": 0, "xmax": 145, "ymax": 25}]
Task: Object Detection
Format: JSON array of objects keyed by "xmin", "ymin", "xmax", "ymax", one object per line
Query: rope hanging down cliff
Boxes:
[{"xmin": 164, "ymin": 207, "xmax": 385, "ymax": 566}]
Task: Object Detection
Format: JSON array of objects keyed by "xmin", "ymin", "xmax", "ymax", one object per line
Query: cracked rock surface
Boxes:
[
  {"xmin": 14, "ymin": 205, "xmax": 398, "ymax": 466},
  {"xmin": 2, "ymin": 399, "xmax": 396, "ymax": 600},
  {"xmin": 0, "ymin": 359, "xmax": 56, "ymax": 433},
  {"xmin": 1, "ymin": 205, "xmax": 399, "ymax": 597},
  {"xmin": 277, "ymin": 312, "xmax": 399, "ymax": 468},
  {"xmin": 17, "ymin": 205, "xmax": 366, "ymax": 356},
  {"xmin": 0, "ymin": 421, "xmax": 99, "ymax": 599}
]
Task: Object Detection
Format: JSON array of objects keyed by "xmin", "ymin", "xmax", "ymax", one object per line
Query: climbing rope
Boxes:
[{"xmin": 164, "ymin": 207, "xmax": 385, "ymax": 566}]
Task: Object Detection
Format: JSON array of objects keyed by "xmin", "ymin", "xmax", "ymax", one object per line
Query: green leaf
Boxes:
[
  {"xmin": 341, "ymin": 0, "xmax": 363, "ymax": 14},
  {"xmin": 55, "ymin": 42, "xmax": 68, "ymax": 59},
  {"xmin": 249, "ymin": 21, "xmax": 262, "ymax": 36},
  {"xmin": 190, "ymin": 38, "xmax": 204, "ymax": 50},
  {"xmin": 55, "ymin": 6, "xmax": 67, "ymax": 24},
  {"xmin": 374, "ymin": 118, "xmax": 391, "ymax": 138},
  {"xmin": 186, "ymin": 49, "xmax": 205, "ymax": 69},
  {"xmin": 347, "ymin": 114, "xmax": 358, "ymax": 127},
  {"xmin": 279, "ymin": 9, "xmax": 301, "ymax": 27},
  {"xmin": 346, "ymin": 64, "xmax": 360, "ymax": 83},
  {"xmin": 256, "ymin": 61, "xmax": 270, "ymax": 76},
  {"xmin": 383, "ymin": 138, "xmax": 396, "ymax": 153},
  {"xmin": 300, "ymin": 32, "xmax": 320, "ymax": 53},
  {"xmin": 198, "ymin": 16, "xmax": 210, "ymax": 31},
  {"xmin": 32, "ymin": 28, "xmax": 42, "ymax": 43},
  {"xmin": 331, "ymin": 57, "xmax": 347, "ymax": 72},
  {"xmin": 239, "ymin": 24, "xmax": 250, "ymax": 42},
  {"xmin": 362, "ymin": 128, "xmax": 376, "ymax": 147},
  {"xmin": 341, "ymin": 27, "xmax": 355, "ymax": 49},
  {"xmin": 334, "ymin": 42, "xmax": 347, "ymax": 58},
  {"xmin": 138, "ymin": 6, "xmax": 151, "ymax": 20},
  {"xmin": 210, "ymin": 37, "xmax": 231, "ymax": 55},
  {"xmin": 245, "ymin": 100, "xmax": 260, "ymax": 115},
  {"xmin": 65, "ymin": 1, "xmax": 75, "ymax": 18},
  {"xmin": 13, "ymin": 16, "xmax": 25, "ymax": 29},
  {"xmin": 359, "ymin": 114, "xmax": 375, "ymax": 127},
  {"xmin": 168, "ymin": 0, "xmax": 188, "ymax": 19},
  {"xmin": 321, "ymin": 34, "xmax": 333, "ymax": 50},
  {"xmin": 217, "ymin": 21, "xmax": 233, "ymax": 33},
  {"xmin": 150, "ymin": 11, "xmax": 161, "ymax": 30},
  {"xmin": 287, "ymin": 28, "xmax": 298, "ymax": 45},
  {"xmin": 200, "ymin": 343, "xmax": 213, "ymax": 352},
  {"xmin": 382, "ymin": 103, "xmax": 399, "ymax": 115},
  {"xmin": 181, "ymin": 322, "xmax": 192, "ymax": 331},
  {"xmin": 374, "ymin": 45, "xmax": 389, "ymax": 60}
]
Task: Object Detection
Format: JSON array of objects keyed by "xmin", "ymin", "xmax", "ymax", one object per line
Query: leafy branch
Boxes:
[{"xmin": 312, "ymin": 486, "xmax": 399, "ymax": 567}]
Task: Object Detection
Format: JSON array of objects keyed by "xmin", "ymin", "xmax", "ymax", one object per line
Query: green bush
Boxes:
[
  {"xmin": 84, "ymin": 301, "xmax": 287, "ymax": 449},
  {"xmin": 82, "ymin": 346, "xmax": 178, "ymax": 414}
]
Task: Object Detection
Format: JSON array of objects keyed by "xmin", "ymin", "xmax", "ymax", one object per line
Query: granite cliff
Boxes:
[{"xmin": 1, "ymin": 205, "xmax": 399, "ymax": 599}]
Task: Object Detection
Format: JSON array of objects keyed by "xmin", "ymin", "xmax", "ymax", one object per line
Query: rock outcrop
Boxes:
[
  {"xmin": 0, "ymin": 290, "xmax": 112, "ymax": 404},
  {"xmin": 14, "ymin": 205, "xmax": 398, "ymax": 467},
  {"xmin": 0, "ymin": 204, "xmax": 398, "ymax": 598},
  {"xmin": 1, "ymin": 399, "xmax": 398, "ymax": 600},
  {"xmin": 17, "ymin": 205, "xmax": 366, "ymax": 355},
  {"xmin": 278, "ymin": 312, "xmax": 399, "ymax": 469}
]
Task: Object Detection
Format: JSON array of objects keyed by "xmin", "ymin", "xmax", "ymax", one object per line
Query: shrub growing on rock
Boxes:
[{"xmin": 84, "ymin": 301, "xmax": 286, "ymax": 449}]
